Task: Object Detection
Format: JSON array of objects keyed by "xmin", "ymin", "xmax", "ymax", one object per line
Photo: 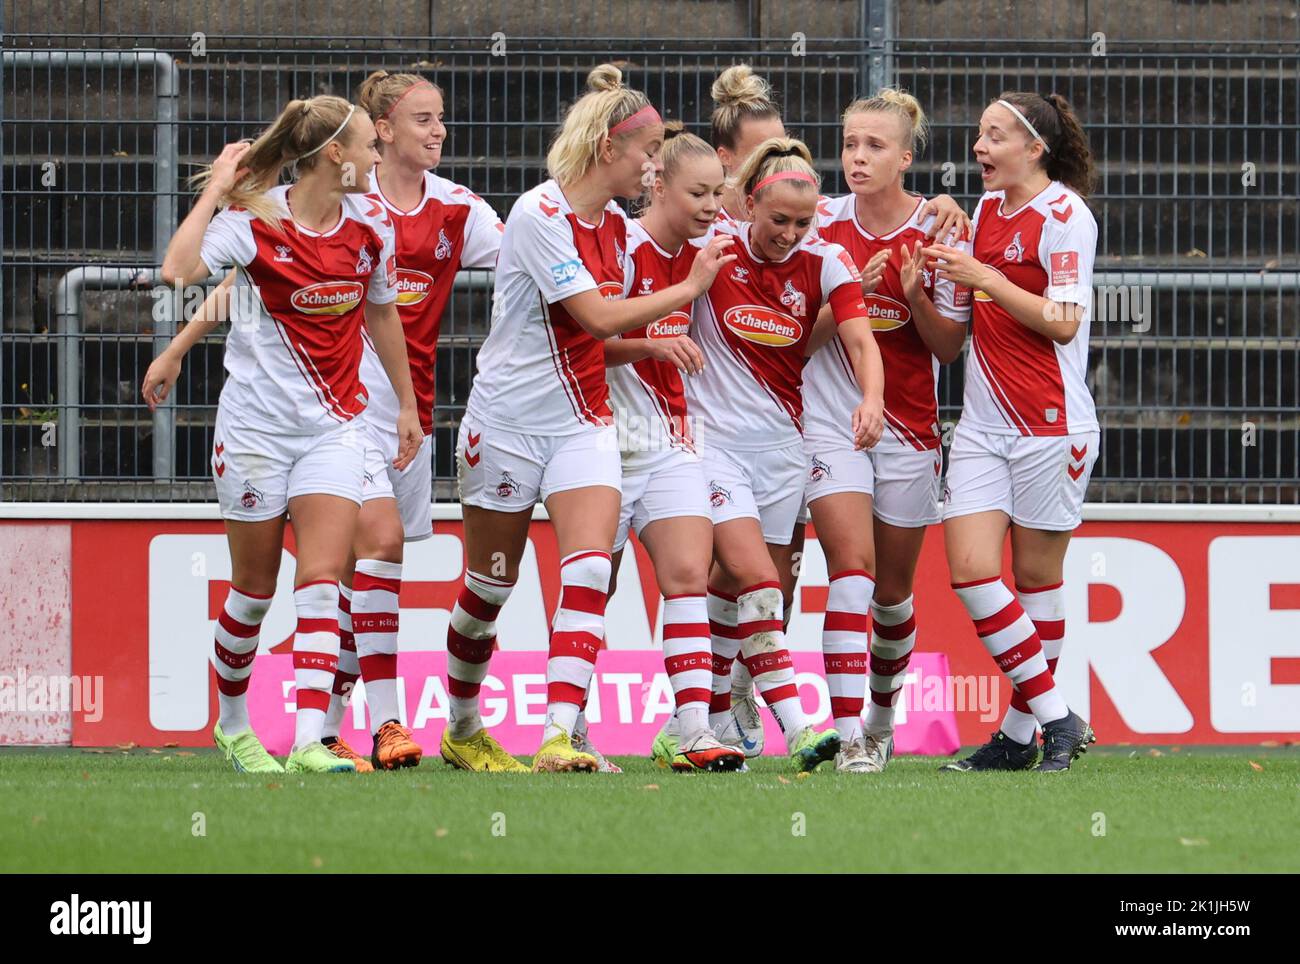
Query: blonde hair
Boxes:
[
  {"xmin": 843, "ymin": 87, "xmax": 929, "ymax": 154},
  {"xmin": 189, "ymin": 95, "xmax": 358, "ymax": 228},
  {"xmin": 731, "ymin": 136, "xmax": 819, "ymax": 200},
  {"xmin": 710, "ymin": 64, "xmax": 780, "ymax": 151},
  {"xmin": 638, "ymin": 122, "xmax": 717, "ymax": 213},
  {"xmin": 356, "ymin": 69, "xmax": 443, "ymax": 132},
  {"xmin": 546, "ymin": 64, "xmax": 655, "ymax": 185}
]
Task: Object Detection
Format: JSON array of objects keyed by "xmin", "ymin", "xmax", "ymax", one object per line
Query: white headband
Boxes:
[
  {"xmin": 997, "ymin": 99, "xmax": 1050, "ymax": 154},
  {"xmin": 297, "ymin": 104, "xmax": 357, "ymax": 160}
]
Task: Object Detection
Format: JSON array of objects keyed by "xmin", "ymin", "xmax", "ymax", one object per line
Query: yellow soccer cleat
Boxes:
[
  {"xmin": 531, "ymin": 729, "xmax": 599, "ymax": 773},
  {"xmin": 440, "ymin": 728, "xmax": 529, "ymax": 773}
]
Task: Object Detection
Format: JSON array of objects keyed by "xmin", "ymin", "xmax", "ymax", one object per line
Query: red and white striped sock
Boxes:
[
  {"xmin": 446, "ymin": 570, "xmax": 515, "ymax": 740},
  {"xmin": 662, "ymin": 593, "xmax": 712, "ymax": 736},
  {"xmin": 865, "ymin": 594, "xmax": 916, "ymax": 736},
  {"xmin": 1002, "ymin": 581, "xmax": 1066, "ymax": 744},
  {"xmin": 292, "ymin": 580, "xmax": 341, "ymax": 750},
  {"xmin": 322, "ymin": 583, "xmax": 357, "ymax": 740},
  {"xmin": 544, "ymin": 551, "xmax": 611, "ymax": 738},
  {"xmin": 213, "ymin": 586, "xmax": 273, "ymax": 736},
  {"xmin": 707, "ymin": 587, "xmax": 741, "ymax": 731},
  {"xmin": 353, "ymin": 558, "xmax": 402, "ymax": 733},
  {"xmin": 822, "ymin": 569, "xmax": 873, "ymax": 741},
  {"xmin": 952, "ymin": 576, "xmax": 1068, "ymax": 727},
  {"xmin": 728, "ymin": 602, "xmax": 789, "ymax": 703},
  {"xmin": 737, "ymin": 582, "xmax": 808, "ymax": 736}
]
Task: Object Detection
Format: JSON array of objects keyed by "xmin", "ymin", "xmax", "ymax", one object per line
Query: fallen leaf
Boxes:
[
  {"xmin": 311, "ymin": 856, "xmax": 324, "ymax": 868},
  {"xmin": 796, "ymin": 772, "xmax": 810, "ymax": 780},
  {"xmin": 434, "ymin": 827, "xmax": 449, "ymax": 838},
  {"xmin": 1260, "ymin": 740, "xmax": 1280, "ymax": 747},
  {"xmin": 1170, "ymin": 746, "xmax": 1181, "ymax": 753},
  {"xmin": 265, "ymin": 782, "xmax": 282, "ymax": 790},
  {"xmin": 1249, "ymin": 760, "xmax": 1263, "ymax": 771},
  {"xmin": 31, "ymin": 814, "xmax": 46, "ymax": 825},
  {"xmin": 1179, "ymin": 837, "xmax": 1208, "ymax": 847},
  {"xmin": 163, "ymin": 742, "xmax": 179, "ymax": 748},
  {"xmin": 176, "ymin": 751, "xmax": 195, "ymax": 757},
  {"xmin": 642, "ymin": 784, "xmax": 660, "ymax": 791},
  {"xmin": 115, "ymin": 742, "xmax": 136, "ymax": 750},
  {"xmin": 777, "ymin": 775, "xmax": 791, "ymax": 785},
  {"xmin": 1148, "ymin": 748, "xmax": 1164, "ymax": 757}
]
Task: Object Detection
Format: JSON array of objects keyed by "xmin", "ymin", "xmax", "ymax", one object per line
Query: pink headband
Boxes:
[
  {"xmin": 382, "ymin": 80, "xmax": 436, "ymax": 119},
  {"xmin": 752, "ymin": 170, "xmax": 818, "ymax": 194},
  {"xmin": 609, "ymin": 104, "xmax": 662, "ymax": 137}
]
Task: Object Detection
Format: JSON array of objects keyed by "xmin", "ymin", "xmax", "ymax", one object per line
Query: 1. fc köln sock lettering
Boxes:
[
  {"xmin": 1002, "ymin": 582, "xmax": 1066, "ymax": 744},
  {"xmin": 353, "ymin": 559, "xmax": 402, "ymax": 732},
  {"xmin": 544, "ymin": 551, "xmax": 611, "ymax": 737},
  {"xmin": 866, "ymin": 594, "xmax": 917, "ymax": 736},
  {"xmin": 322, "ymin": 583, "xmax": 358, "ymax": 740},
  {"xmin": 952, "ymin": 577, "xmax": 1068, "ymax": 727},
  {"xmin": 446, "ymin": 570, "xmax": 515, "ymax": 739},
  {"xmin": 707, "ymin": 587, "xmax": 741, "ymax": 731},
  {"xmin": 662, "ymin": 594, "xmax": 712, "ymax": 736},
  {"xmin": 822, "ymin": 570, "xmax": 873, "ymax": 742},
  {"xmin": 213, "ymin": 586, "xmax": 273, "ymax": 736},
  {"xmin": 292, "ymin": 580, "xmax": 341, "ymax": 750},
  {"xmin": 736, "ymin": 582, "xmax": 808, "ymax": 736}
]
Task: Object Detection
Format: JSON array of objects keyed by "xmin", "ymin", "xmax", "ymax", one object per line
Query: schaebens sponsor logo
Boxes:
[
  {"xmin": 864, "ymin": 293, "xmax": 911, "ymax": 331},
  {"xmin": 395, "ymin": 269, "xmax": 433, "ymax": 306},
  {"xmin": 290, "ymin": 281, "xmax": 364, "ymax": 315},
  {"xmin": 723, "ymin": 305, "xmax": 802, "ymax": 347},
  {"xmin": 598, "ymin": 281, "xmax": 624, "ymax": 301},
  {"xmin": 550, "ymin": 259, "xmax": 583, "ymax": 286},
  {"xmin": 646, "ymin": 312, "xmax": 691, "ymax": 338}
]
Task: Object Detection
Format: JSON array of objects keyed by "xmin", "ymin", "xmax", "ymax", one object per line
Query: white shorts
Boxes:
[
  {"xmin": 942, "ymin": 424, "xmax": 1100, "ymax": 531},
  {"xmin": 803, "ymin": 430, "xmax": 943, "ymax": 528},
  {"xmin": 700, "ymin": 441, "xmax": 805, "ymax": 546},
  {"xmin": 360, "ymin": 417, "xmax": 434, "ymax": 542},
  {"xmin": 456, "ymin": 415, "xmax": 621, "ymax": 511},
  {"xmin": 212, "ymin": 401, "xmax": 364, "ymax": 523},
  {"xmin": 614, "ymin": 449, "xmax": 712, "ymax": 551}
]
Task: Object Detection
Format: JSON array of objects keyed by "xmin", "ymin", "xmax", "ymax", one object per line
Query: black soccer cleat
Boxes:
[
  {"xmin": 939, "ymin": 730, "xmax": 1039, "ymax": 772},
  {"xmin": 1035, "ymin": 710, "xmax": 1096, "ymax": 772}
]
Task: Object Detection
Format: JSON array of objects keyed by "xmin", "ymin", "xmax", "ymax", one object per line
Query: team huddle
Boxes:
[{"xmin": 147, "ymin": 61, "xmax": 1101, "ymax": 777}]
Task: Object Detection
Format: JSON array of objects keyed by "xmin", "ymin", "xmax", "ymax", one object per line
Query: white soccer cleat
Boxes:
[
  {"xmin": 714, "ymin": 693, "xmax": 765, "ymax": 758},
  {"xmin": 836, "ymin": 732, "xmax": 893, "ymax": 773},
  {"xmin": 572, "ymin": 727, "xmax": 622, "ymax": 773}
]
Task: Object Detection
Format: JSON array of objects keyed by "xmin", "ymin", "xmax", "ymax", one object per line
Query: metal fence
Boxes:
[{"xmin": 3, "ymin": 0, "xmax": 1298, "ymax": 503}]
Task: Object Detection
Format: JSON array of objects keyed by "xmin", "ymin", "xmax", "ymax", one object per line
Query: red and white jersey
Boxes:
[
  {"xmin": 964, "ymin": 182, "xmax": 1098, "ymax": 436},
  {"xmin": 805, "ymin": 194, "xmax": 971, "ymax": 451},
  {"xmin": 358, "ymin": 172, "xmax": 502, "ymax": 436},
  {"xmin": 199, "ymin": 184, "xmax": 397, "ymax": 435},
  {"xmin": 687, "ymin": 220, "xmax": 867, "ymax": 451},
  {"xmin": 465, "ymin": 179, "xmax": 628, "ymax": 435},
  {"xmin": 609, "ymin": 219, "xmax": 698, "ymax": 470}
]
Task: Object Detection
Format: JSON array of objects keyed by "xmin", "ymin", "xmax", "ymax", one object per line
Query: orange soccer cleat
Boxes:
[
  {"xmin": 321, "ymin": 735, "xmax": 375, "ymax": 773},
  {"xmin": 371, "ymin": 721, "xmax": 423, "ymax": 770}
]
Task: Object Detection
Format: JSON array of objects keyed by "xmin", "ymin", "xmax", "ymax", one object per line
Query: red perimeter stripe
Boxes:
[
  {"xmin": 1032, "ymin": 618, "xmax": 1065, "ymax": 641},
  {"xmin": 664, "ymin": 593, "xmax": 706, "ymax": 601},
  {"xmin": 230, "ymin": 585, "xmax": 274, "ymax": 600},
  {"xmin": 1271, "ymin": 658, "xmax": 1300, "ymax": 686},
  {"xmin": 709, "ymin": 691, "xmax": 732, "ymax": 712},
  {"xmin": 742, "ymin": 650, "xmax": 793, "ymax": 675},
  {"xmin": 293, "ymin": 652, "xmax": 338, "ymax": 672},
  {"xmin": 952, "ymin": 575, "xmax": 1002, "ymax": 589},
  {"xmin": 295, "ymin": 578, "xmax": 337, "ymax": 591},
  {"xmin": 352, "ymin": 613, "xmax": 398, "ymax": 634},
  {"xmin": 869, "ymin": 689, "xmax": 896, "ymax": 708},
  {"xmin": 706, "ymin": 585, "xmax": 738, "ymax": 602},
  {"xmin": 296, "ymin": 688, "xmax": 331, "ymax": 712},
  {"xmin": 830, "ymin": 569, "xmax": 874, "ymax": 582},
  {"xmin": 674, "ymin": 687, "xmax": 713, "ymax": 708},
  {"xmin": 338, "ymin": 596, "xmax": 352, "ymax": 615},
  {"xmin": 995, "ymin": 636, "xmax": 1043, "ymax": 674},
  {"xmin": 218, "ymin": 610, "xmax": 260, "ymax": 639},
  {"xmin": 759, "ymin": 682, "xmax": 798, "ymax": 704},
  {"xmin": 830, "ymin": 696, "xmax": 865, "ymax": 717},
  {"xmin": 1016, "ymin": 667, "xmax": 1056, "ymax": 700},
  {"xmin": 547, "ymin": 681, "xmax": 587, "ymax": 707},
  {"xmin": 559, "ymin": 585, "xmax": 608, "ymax": 616},
  {"xmin": 359, "ymin": 653, "xmax": 397, "ymax": 679},
  {"xmin": 823, "ymin": 653, "xmax": 867, "ymax": 674},
  {"xmin": 448, "ymin": 677, "xmax": 482, "ymax": 699},
  {"xmin": 354, "ymin": 572, "xmax": 401, "ymax": 594},
  {"xmin": 331, "ymin": 672, "xmax": 359, "ymax": 696},
  {"xmin": 663, "ymin": 622, "xmax": 709, "ymax": 640},
  {"xmin": 562, "ymin": 550, "xmax": 611, "ymax": 567},
  {"xmin": 975, "ymin": 600, "xmax": 1022, "ymax": 638},
  {"xmin": 824, "ymin": 611, "xmax": 869, "ymax": 633},
  {"xmin": 709, "ymin": 621, "xmax": 744, "ymax": 640},
  {"xmin": 738, "ymin": 619, "xmax": 783, "ymax": 636},
  {"xmin": 870, "ymin": 653, "xmax": 910, "ymax": 677},
  {"xmin": 665, "ymin": 652, "xmax": 711, "ymax": 675},
  {"xmin": 214, "ymin": 640, "xmax": 256, "ymax": 669},
  {"xmin": 296, "ymin": 618, "xmax": 339, "ymax": 636},
  {"xmin": 215, "ymin": 675, "xmax": 250, "ymax": 697},
  {"xmin": 873, "ymin": 614, "xmax": 917, "ymax": 640},
  {"xmin": 549, "ymin": 631, "xmax": 601, "ymax": 661},
  {"xmin": 1016, "ymin": 581, "xmax": 1064, "ymax": 594},
  {"xmin": 447, "ymin": 627, "xmax": 494, "ymax": 663},
  {"xmin": 1269, "ymin": 584, "xmax": 1300, "ymax": 609},
  {"xmin": 711, "ymin": 656, "xmax": 735, "ymax": 677},
  {"xmin": 457, "ymin": 584, "xmax": 502, "ymax": 623},
  {"xmin": 739, "ymin": 581, "xmax": 782, "ymax": 595},
  {"xmin": 339, "ymin": 631, "xmax": 357, "ymax": 653}
]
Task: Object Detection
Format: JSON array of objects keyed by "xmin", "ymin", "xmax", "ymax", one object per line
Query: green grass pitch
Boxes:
[{"xmin": 2, "ymin": 745, "xmax": 1296, "ymax": 873}]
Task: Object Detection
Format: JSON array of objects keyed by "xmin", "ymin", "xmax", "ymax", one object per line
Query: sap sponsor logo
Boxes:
[
  {"xmin": 722, "ymin": 305, "xmax": 802, "ymax": 347},
  {"xmin": 863, "ymin": 293, "xmax": 911, "ymax": 331},
  {"xmin": 290, "ymin": 281, "xmax": 365, "ymax": 315},
  {"xmin": 550, "ymin": 259, "xmax": 583, "ymax": 287},
  {"xmin": 646, "ymin": 312, "xmax": 690, "ymax": 338},
  {"xmin": 598, "ymin": 281, "xmax": 624, "ymax": 301},
  {"xmin": 49, "ymin": 894, "xmax": 151, "ymax": 944},
  {"xmin": 395, "ymin": 268, "xmax": 434, "ymax": 306}
]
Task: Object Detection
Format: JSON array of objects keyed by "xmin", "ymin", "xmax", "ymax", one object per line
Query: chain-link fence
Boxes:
[{"xmin": 3, "ymin": 0, "xmax": 1298, "ymax": 502}]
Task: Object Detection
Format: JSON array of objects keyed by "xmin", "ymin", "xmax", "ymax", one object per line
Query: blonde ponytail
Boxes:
[{"xmin": 546, "ymin": 64, "xmax": 655, "ymax": 185}]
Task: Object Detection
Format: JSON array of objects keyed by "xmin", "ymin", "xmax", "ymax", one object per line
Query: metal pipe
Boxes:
[
  {"xmin": 3, "ymin": 49, "xmax": 180, "ymax": 481},
  {"xmin": 1093, "ymin": 271, "xmax": 1300, "ymax": 291}
]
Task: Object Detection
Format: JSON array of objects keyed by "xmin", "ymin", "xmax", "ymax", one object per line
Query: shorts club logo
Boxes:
[
  {"xmin": 723, "ymin": 305, "xmax": 802, "ymax": 348},
  {"xmin": 290, "ymin": 281, "xmax": 365, "ymax": 315},
  {"xmin": 496, "ymin": 471, "xmax": 520, "ymax": 499},
  {"xmin": 240, "ymin": 481, "xmax": 264, "ymax": 509},
  {"xmin": 708, "ymin": 481, "xmax": 733, "ymax": 507},
  {"xmin": 809, "ymin": 455, "xmax": 832, "ymax": 482}
]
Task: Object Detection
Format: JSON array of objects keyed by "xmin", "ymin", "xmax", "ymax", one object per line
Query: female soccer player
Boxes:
[
  {"xmin": 687, "ymin": 136, "xmax": 883, "ymax": 771},
  {"xmin": 803, "ymin": 89, "xmax": 972, "ymax": 772},
  {"xmin": 306, "ymin": 71, "xmax": 512, "ymax": 773},
  {"xmin": 447, "ymin": 64, "xmax": 735, "ymax": 772},
  {"xmin": 923, "ymin": 91, "xmax": 1100, "ymax": 772},
  {"xmin": 601, "ymin": 123, "xmax": 745, "ymax": 773},
  {"xmin": 157, "ymin": 95, "xmax": 422, "ymax": 773}
]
